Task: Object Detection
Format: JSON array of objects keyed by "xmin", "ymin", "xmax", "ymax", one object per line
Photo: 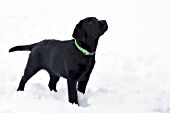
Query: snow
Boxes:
[{"xmin": 1, "ymin": 0, "xmax": 170, "ymax": 113}]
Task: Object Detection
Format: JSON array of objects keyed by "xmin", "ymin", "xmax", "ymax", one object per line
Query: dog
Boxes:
[{"xmin": 9, "ymin": 17, "xmax": 108, "ymax": 105}]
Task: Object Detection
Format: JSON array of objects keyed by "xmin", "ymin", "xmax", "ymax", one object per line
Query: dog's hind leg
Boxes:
[
  {"xmin": 17, "ymin": 53, "xmax": 41, "ymax": 91},
  {"xmin": 48, "ymin": 74, "xmax": 60, "ymax": 92}
]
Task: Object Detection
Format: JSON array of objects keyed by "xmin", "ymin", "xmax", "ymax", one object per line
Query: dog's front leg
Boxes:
[
  {"xmin": 78, "ymin": 76, "xmax": 90, "ymax": 94},
  {"xmin": 67, "ymin": 77, "xmax": 79, "ymax": 105},
  {"xmin": 78, "ymin": 63, "xmax": 95, "ymax": 94},
  {"xmin": 78, "ymin": 69, "xmax": 92, "ymax": 94}
]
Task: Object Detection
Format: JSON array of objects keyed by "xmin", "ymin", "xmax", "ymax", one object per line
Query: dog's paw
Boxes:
[
  {"xmin": 17, "ymin": 89, "xmax": 24, "ymax": 91},
  {"xmin": 48, "ymin": 86, "xmax": 57, "ymax": 92},
  {"xmin": 69, "ymin": 99, "xmax": 79, "ymax": 106},
  {"xmin": 17, "ymin": 87, "xmax": 24, "ymax": 91},
  {"xmin": 50, "ymin": 89, "xmax": 57, "ymax": 92},
  {"xmin": 48, "ymin": 84, "xmax": 58, "ymax": 92}
]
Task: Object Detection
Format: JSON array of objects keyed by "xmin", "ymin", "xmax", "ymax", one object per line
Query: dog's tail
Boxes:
[{"xmin": 9, "ymin": 43, "xmax": 38, "ymax": 52}]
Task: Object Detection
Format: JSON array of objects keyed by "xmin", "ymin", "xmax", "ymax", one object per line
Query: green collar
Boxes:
[{"xmin": 74, "ymin": 40, "xmax": 95, "ymax": 56}]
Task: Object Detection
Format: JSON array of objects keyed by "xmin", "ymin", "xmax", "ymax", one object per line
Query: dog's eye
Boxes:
[
  {"xmin": 88, "ymin": 21, "xmax": 94, "ymax": 25},
  {"xmin": 88, "ymin": 20, "xmax": 97, "ymax": 25}
]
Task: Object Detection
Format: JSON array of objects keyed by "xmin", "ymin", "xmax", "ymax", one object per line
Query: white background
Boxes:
[{"xmin": 0, "ymin": 0, "xmax": 170, "ymax": 113}]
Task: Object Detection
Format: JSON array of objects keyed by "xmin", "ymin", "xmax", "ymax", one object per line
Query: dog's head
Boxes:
[{"xmin": 72, "ymin": 17, "xmax": 108, "ymax": 49}]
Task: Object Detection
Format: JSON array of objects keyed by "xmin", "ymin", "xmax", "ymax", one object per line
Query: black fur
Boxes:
[{"xmin": 9, "ymin": 17, "xmax": 108, "ymax": 105}]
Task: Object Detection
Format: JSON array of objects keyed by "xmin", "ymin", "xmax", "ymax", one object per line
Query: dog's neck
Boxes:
[{"xmin": 75, "ymin": 38, "xmax": 99, "ymax": 55}]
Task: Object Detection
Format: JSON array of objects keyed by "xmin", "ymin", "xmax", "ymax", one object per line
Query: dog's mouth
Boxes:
[{"xmin": 99, "ymin": 20, "xmax": 108, "ymax": 33}]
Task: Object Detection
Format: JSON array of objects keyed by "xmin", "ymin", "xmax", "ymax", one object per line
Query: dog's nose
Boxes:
[{"xmin": 100, "ymin": 20, "xmax": 108, "ymax": 30}]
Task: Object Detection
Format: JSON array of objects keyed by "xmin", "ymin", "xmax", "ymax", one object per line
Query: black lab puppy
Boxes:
[{"xmin": 9, "ymin": 17, "xmax": 108, "ymax": 105}]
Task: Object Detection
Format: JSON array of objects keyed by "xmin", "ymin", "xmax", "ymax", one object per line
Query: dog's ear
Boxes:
[{"xmin": 72, "ymin": 21, "xmax": 86, "ymax": 41}]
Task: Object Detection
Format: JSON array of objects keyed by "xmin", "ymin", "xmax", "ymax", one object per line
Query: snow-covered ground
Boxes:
[{"xmin": 1, "ymin": 0, "xmax": 170, "ymax": 113}]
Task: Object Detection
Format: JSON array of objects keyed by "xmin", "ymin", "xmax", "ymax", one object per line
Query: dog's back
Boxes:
[{"xmin": 33, "ymin": 40, "xmax": 76, "ymax": 76}]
